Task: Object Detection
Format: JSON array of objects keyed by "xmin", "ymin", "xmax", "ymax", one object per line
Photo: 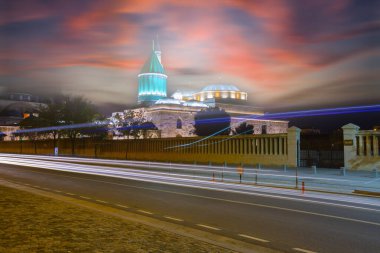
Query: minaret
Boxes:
[
  {"xmin": 137, "ymin": 39, "xmax": 167, "ymax": 105},
  {"xmin": 153, "ymin": 37, "xmax": 162, "ymax": 64}
]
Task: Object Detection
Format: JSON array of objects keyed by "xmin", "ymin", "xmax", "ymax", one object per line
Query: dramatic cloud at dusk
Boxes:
[{"xmin": 1, "ymin": 0, "xmax": 379, "ymax": 113}]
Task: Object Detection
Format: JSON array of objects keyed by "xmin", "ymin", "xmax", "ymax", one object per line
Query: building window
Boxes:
[
  {"xmin": 176, "ymin": 118, "xmax": 182, "ymax": 129},
  {"xmin": 262, "ymin": 125, "xmax": 267, "ymax": 134}
]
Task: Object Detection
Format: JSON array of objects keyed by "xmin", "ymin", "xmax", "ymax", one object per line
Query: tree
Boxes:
[
  {"xmin": 79, "ymin": 114, "xmax": 109, "ymax": 140},
  {"xmin": 59, "ymin": 96, "xmax": 101, "ymax": 154},
  {"xmin": 233, "ymin": 122, "xmax": 254, "ymax": 135},
  {"xmin": 17, "ymin": 115, "xmax": 50, "ymax": 153},
  {"xmin": 119, "ymin": 109, "xmax": 148, "ymax": 139},
  {"xmin": 37, "ymin": 97, "xmax": 65, "ymax": 146},
  {"xmin": 18, "ymin": 115, "xmax": 49, "ymax": 139},
  {"xmin": 193, "ymin": 107, "xmax": 231, "ymax": 136}
]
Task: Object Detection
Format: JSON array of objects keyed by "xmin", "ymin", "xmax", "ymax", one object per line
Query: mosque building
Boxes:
[{"xmin": 111, "ymin": 40, "xmax": 288, "ymax": 138}]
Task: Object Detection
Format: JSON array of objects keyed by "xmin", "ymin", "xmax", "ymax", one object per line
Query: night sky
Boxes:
[{"xmin": 1, "ymin": 0, "xmax": 379, "ymax": 116}]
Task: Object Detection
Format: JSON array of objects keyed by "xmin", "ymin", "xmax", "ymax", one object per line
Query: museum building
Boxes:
[{"xmin": 111, "ymin": 40, "xmax": 288, "ymax": 138}]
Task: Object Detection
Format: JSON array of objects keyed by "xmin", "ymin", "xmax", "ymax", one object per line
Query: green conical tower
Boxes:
[{"xmin": 137, "ymin": 39, "xmax": 167, "ymax": 104}]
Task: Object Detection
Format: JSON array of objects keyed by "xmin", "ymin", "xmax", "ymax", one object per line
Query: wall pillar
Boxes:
[
  {"xmin": 342, "ymin": 123, "xmax": 360, "ymax": 169},
  {"xmin": 358, "ymin": 135, "xmax": 364, "ymax": 156},
  {"xmin": 366, "ymin": 135, "xmax": 372, "ymax": 156},
  {"xmin": 287, "ymin": 126, "xmax": 301, "ymax": 167},
  {"xmin": 374, "ymin": 136, "xmax": 379, "ymax": 156},
  {"xmin": 274, "ymin": 138, "xmax": 278, "ymax": 155}
]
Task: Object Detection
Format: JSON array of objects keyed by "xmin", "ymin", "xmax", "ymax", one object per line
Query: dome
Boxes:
[
  {"xmin": 201, "ymin": 84, "xmax": 240, "ymax": 92},
  {"xmin": 155, "ymin": 98, "xmax": 182, "ymax": 105}
]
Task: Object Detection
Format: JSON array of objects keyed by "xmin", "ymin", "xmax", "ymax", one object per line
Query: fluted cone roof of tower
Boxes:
[{"xmin": 140, "ymin": 50, "xmax": 165, "ymax": 74}]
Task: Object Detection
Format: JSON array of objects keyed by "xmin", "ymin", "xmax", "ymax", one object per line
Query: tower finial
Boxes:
[
  {"xmin": 153, "ymin": 35, "xmax": 162, "ymax": 64},
  {"xmin": 154, "ymin": 35, "xmax": 161, "ymax": 52}
]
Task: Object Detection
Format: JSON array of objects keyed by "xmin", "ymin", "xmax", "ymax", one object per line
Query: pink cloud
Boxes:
[{"xmin": 0, "ymin": 0, "xmax": 53, "ymax": 25}]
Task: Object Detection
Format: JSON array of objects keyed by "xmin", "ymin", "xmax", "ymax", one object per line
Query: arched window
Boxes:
[{"xmin": 176, "ymin": 118, "xmax": 182, "ymax": 129}]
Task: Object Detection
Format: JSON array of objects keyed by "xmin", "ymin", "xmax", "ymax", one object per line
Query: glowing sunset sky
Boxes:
[{"xmin": 1, "ymin": 0, "xmax": 379, "ymax": 112}]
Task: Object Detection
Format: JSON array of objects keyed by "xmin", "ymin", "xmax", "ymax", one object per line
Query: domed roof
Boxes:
[
  {"xmin": 201, "ymin": 84, "xmax": 240, "ymax": 92},
  {"xmin": 0, "ymin": 102, "xmax": 36, "ymax": 118}
]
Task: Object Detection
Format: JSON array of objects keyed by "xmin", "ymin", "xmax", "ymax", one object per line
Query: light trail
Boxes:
[
  {"xmin": 165, "ymin": 104, "xmax": 380, "ymax": 149},
  {"xmin": 3, "ymin": 104, "xmax": 379, "ymax": 139},
  {"xmin": 0, "ymin": 153, "xmax": 353, "ymax": 183},
  {"xmin": 1, "ymin": 154, "xmax": 380, "ymax": 209},
  {"xmin": 197, "ymin": 128, "xmax": 254, "ymax": 147}
]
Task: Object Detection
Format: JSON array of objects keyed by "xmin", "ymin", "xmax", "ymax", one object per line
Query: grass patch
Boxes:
[{"xmin": 0, "ymin": 185, "xmax": 234, "ymax": 253}]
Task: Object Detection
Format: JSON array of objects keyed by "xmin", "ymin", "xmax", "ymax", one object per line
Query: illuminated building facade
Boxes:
[
  {"xmin": 111, "ymin": 40, "xmax": 288, "ymax": 138},
  {"xmin": 192, "ymin": 84, "xmax": 247, "ymax": 102},
  {"xmin": 137, "ymin": 40, "xmax": 167, "ymax": 104}
]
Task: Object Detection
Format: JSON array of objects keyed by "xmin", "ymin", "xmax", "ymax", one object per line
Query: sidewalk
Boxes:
[
  {"xmin": 155, "ymin": 164, "xmax": 380, "ymax": 196},
  {"xmin": 50, "ymin": 157, "xmax": 380, "ymax": 196},
  {"xmin": 1, "ymin": 153, "xmax": 379, "ymax": 197}
]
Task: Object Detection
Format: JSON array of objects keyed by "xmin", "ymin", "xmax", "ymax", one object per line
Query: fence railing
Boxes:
[{"xmin": 0, "ymin": 127, "xmax": 301, "ymax": 167}]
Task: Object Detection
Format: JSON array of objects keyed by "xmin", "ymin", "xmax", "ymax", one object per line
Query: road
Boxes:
[{"xmin": 1, "ymin": 154, "xmax": 380, "ymax": 253}]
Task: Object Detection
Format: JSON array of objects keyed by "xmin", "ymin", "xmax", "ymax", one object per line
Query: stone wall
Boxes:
[
  {"xmin": 342, "ymin": 123, "xmax": 380, "ymax": 170},
  {"xmin": 231, "ymin": 118, "xmax": 288, "ymax": 134},
  {"xmin": 116, "ymin": 105, "xmax": 288, "ymax": 138},
  {"xmin": 146, "ymin": 109, "xmax": 196, "ymax": 138}
]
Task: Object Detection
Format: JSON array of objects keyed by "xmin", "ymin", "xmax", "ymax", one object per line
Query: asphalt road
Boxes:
[{"xmin": 1, "ymin": 156, "xmax": 380, "ymax": 253}]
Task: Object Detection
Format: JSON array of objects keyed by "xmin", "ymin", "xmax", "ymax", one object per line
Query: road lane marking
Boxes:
[
  {"xmin": 116, "ymin": 204, "xmax": 129, "ymax": 209},
  {"xmin": 54, "ymin": 190, "xmax": 62, "ymax": 193},
  {"xmin": 164, "ymin": 216, "xmax": 183, "ymax": 222},
  {"xmin": 96, "ymin": 199, "xmax": 108, "ymax": 204},
  {"xmin": 50, "ymin": 174, "xmax": 380, "ymax": 227},
  {"xmin": 79, "ymin": 196, "xmax": 91, "ymax": 200},
  {"xmin": 24, "ymin": 183, "xmax": 30, "ymax": 186},
  {"xmin": 238, "ymin": 234, "xmax": 269, "ymax": 243},
  {"xmin": 10, "ymin": 164, "xmax": 380, "ymax": 227},
  {"xmin": 42, "ymin": 187, "xmax": 50, "ymax": 190},
  {"xmin": 15, "ymin": 158, "xmax": 380, "ymax": 211},
  {"xmin": 138, "ymin": 210, "xmax": 153, "ymax": 215},
  {"xmin": 197, "ymin": 224, "xmax": 221, "ymax": 231},
  {"xmin": 293, "ymin": 248, "xmax": 317, "ymax": 253},
  {"xmin": 65, "ymin": 192, "xmax": 75, "ymax": 196}
]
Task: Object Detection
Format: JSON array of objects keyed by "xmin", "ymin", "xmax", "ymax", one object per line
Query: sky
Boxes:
[{"xmin": 0, "ymin": 0, "xmax": 379, "ymax": 114}]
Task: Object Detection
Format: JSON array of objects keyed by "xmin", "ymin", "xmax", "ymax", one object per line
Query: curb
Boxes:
[{"xmin": 353, "ymin": 190, "xmax": 380, "ymax": 198}]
